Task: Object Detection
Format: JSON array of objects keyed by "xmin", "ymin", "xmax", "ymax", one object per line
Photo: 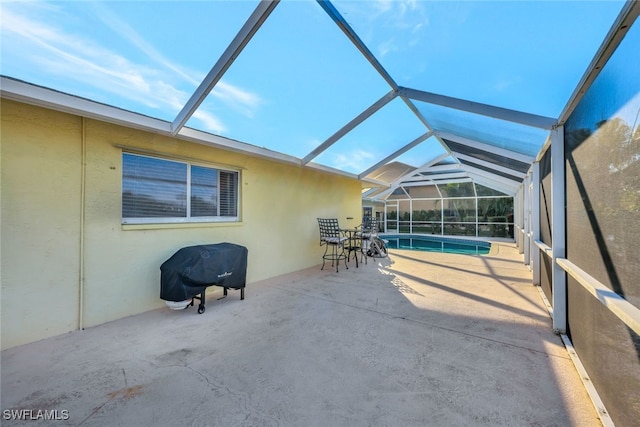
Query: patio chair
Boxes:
[
  {"xmin": 356, "ymin": 216, "xmax": 378, "ymax": 264},
  {"xmin": 317, "ymin": 218, "xmax": 348, "ymax": 272}
]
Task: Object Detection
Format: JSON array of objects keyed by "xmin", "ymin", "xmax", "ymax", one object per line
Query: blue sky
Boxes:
[{"xmin": 0, "ymin": 0, "xmax": 625, "ymax": 174}]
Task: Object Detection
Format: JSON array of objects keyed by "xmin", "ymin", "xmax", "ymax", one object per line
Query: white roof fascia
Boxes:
[
  {"xmin": 171, "ymin": 0, "xmax": 279, "ymax": 135},
  {"xmin": 2, "ymin": 77, "xmax": 359, "ymax": 180},
  {"xmin": 558, "ymin": 1, "xmax": 640, "ymax": 125},
  {"xmin": 452, "ymin": 152, "xmax": 526, "ymax": 179},
  {"xmin": 398, "ymin": 86, "xmax": 557, "ymax": 130},
  {"xmin": 358, "ymin": 131, "xmax": 433, "ymax": 179},
  {"xmin": 1, "ymin": 77, "xmax": 171, "ymax": 134},
  {"xmin": 302, "ymin": 90, "xmax": 397, "ymax": 164},
  {"xmin": 435, "ymin": 131, "xmax": 535, "ymax": 164}
]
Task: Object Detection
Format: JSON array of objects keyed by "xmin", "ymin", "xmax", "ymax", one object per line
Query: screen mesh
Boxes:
[{"xmin": 563, "ymin": 18, "xmax": 640, "ymax": 425}]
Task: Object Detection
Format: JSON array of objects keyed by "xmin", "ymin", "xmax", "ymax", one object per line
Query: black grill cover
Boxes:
[{"xmin": 160, "ymin": 243, "xmax": 248, "ymax": 302}]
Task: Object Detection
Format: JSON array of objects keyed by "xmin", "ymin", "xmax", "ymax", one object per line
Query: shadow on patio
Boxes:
[{"xmin": 1, "ymin": 243, "xmax": 599, "ymax": 426}]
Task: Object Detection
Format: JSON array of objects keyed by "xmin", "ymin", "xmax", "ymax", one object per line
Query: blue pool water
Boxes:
[{"xmin": 382, "ymin": 234, "xmax": 491, "ymax": 255}]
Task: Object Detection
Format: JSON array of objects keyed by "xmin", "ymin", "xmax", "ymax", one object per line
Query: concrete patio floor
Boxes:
[{"xmin": 1, "ymin": 242, "xmax": 600, "ymax": 426}]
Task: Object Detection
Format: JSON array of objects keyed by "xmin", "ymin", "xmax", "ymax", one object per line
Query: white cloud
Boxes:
[
  {"xmin": 373, "ymin": 0, "xmax": 393, "ymax": 14},
  {"xmin": 89, "ymin": 2, "xmax": 199, "ymax": 86},
  {"xmin": 0, "ymin": 3, "xmax": 263, "ymax": 133},
  {"xmin": 211, "ymin": 81, "xmax": 264, "ymax": 119},
  {"xmin": 493, "ymin": 76, "xmax": 522, "ymax": 92},
  {"xmin": 192, "ymin": 110, "xmax": 226, "ymax": 134},
  {"xmin": 378, "ymin": 38, "xmax": 398, "ymax": 58},
  {"xmin": 349, "ymin": 0, "xmax": 430, "ymax": 58},
  {"xmin": 398, "ymin": 0, "xmax": 418, "ymax": 16},
  {"xmin": 375, "ymin": 0, "xmax": 424, "ymax": 26},
  {"xmin": 331, "ymin": 149, "xmax": 376, "ymax": 173},
  {"xmin": 412, "ymin": 20, "xmax": 428, "ymax": 34}
]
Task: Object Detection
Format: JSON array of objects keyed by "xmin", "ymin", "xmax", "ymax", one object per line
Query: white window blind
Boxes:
[
  {"xmin": 122, "ymin": 153, "xmax": 239, "ymax": 223},
  {"xmin": 219, "ymin": 170, "xmax": 238, "ymax": 217},
  {"xmin": 190, "ymin": 165, "xmax": 217, "ymax": 217}
]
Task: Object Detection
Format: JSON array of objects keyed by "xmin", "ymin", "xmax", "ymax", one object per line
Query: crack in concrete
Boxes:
[{"xmin": 182, "ymin": 365, "xmax": 281, "ymax": 427}]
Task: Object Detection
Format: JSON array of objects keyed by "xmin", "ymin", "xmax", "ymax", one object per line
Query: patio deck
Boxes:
[{"xmin": 1, "ymin": 242, "xmax": 600, "ymax": 426}]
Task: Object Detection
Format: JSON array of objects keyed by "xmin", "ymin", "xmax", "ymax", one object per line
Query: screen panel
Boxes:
[
  {"xmin": 417, "ymin": 103, "xmax": 548, "ymax": 156},
  {"xmin": 539, "ymin": 149, "xmax": 552, "ymax": 247},
  {"xmin": 564, "ymin": 16, "xmax": 640, "ymax": 426},
  {"xmin": 567, "ymin": 278, "xmax": 640, "ymax": 427}
]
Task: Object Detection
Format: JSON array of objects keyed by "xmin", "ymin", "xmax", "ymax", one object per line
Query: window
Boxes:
[{"xmin": 122, "ymin": 153, "xmax": 239, "ymax": 223}]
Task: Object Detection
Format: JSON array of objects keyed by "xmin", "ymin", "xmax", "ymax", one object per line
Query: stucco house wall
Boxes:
[{"xmin": 1, "ymin": 99, "xmax": 362, "ymax": 349}]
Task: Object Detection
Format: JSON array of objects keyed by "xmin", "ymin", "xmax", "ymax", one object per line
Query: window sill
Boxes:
[{"xmin": 122, "ymin": 221, "xmax": 243, "ymax": 231}]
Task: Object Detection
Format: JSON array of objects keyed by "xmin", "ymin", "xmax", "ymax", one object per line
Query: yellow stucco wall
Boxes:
[{"xmin": 1, "ymin": 99, "xmax": 362, "ymax": 349}]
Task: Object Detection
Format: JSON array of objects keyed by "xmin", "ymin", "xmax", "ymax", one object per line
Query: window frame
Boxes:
[{"xmin": 121, "ymin": 152, "xmax": 240, "ymax": 225}]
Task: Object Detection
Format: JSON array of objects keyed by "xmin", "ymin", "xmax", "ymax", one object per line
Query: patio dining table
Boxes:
[{"xmin": 340, "ymin": 228, "xmax": 363, "ymax": 268}]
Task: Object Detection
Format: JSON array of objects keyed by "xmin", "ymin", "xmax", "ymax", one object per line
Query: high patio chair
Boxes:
[
  {"xmin": 317, "ymin": 218, "xmax": 348, "ymax": 272},
  {"xmin": 356, "ymin": 216, "xmax": 378, "ymax": 264}
]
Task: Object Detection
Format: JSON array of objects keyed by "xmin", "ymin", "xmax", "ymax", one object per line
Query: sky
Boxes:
[{"xmin": 0, "ymin": 0, "xmax": 626, "ymax": 175}]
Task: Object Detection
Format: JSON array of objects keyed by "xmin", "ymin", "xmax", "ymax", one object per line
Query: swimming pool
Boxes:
[{"xmin": 382, "ymin": 234, "xmax": 491, "ymax": 255}]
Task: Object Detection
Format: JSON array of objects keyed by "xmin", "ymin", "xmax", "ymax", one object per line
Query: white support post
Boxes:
[
  {"xmin": 475, "ymin": 197, "xmax": 479, "ymax": 237},
  {"xmin": 523, "ymin": 174, "xmax": 530, "ymax": 266},
  {"xmin": 440, "ymin": 200, "xmax": 444, "ymax": 236},
  {"xmin": 531, "ymin": 162, "xmax": 541, "ymax": 286},
  {"xmin": 410, "ymin": 199, "xmax": 413, "ymax": 234},
  {"xmin": 551, "ymin": 126, "xmax": 567, "ymax": 333},
  {"xmin": 384, "ymin": 202, "xmax": 387, "ymax": 233},
  {"xmin": 519, "ymin": 186, "xmax": 525, "ymax": 253},
  {"xmin": 515, "ymin": 186, "xmax": 523, "ymax": 252}
]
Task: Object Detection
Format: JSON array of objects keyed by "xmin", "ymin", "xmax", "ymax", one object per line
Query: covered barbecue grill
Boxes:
[{"xmin": 160, "ymin": 242, "xmax": 248, "ymax": 314}]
